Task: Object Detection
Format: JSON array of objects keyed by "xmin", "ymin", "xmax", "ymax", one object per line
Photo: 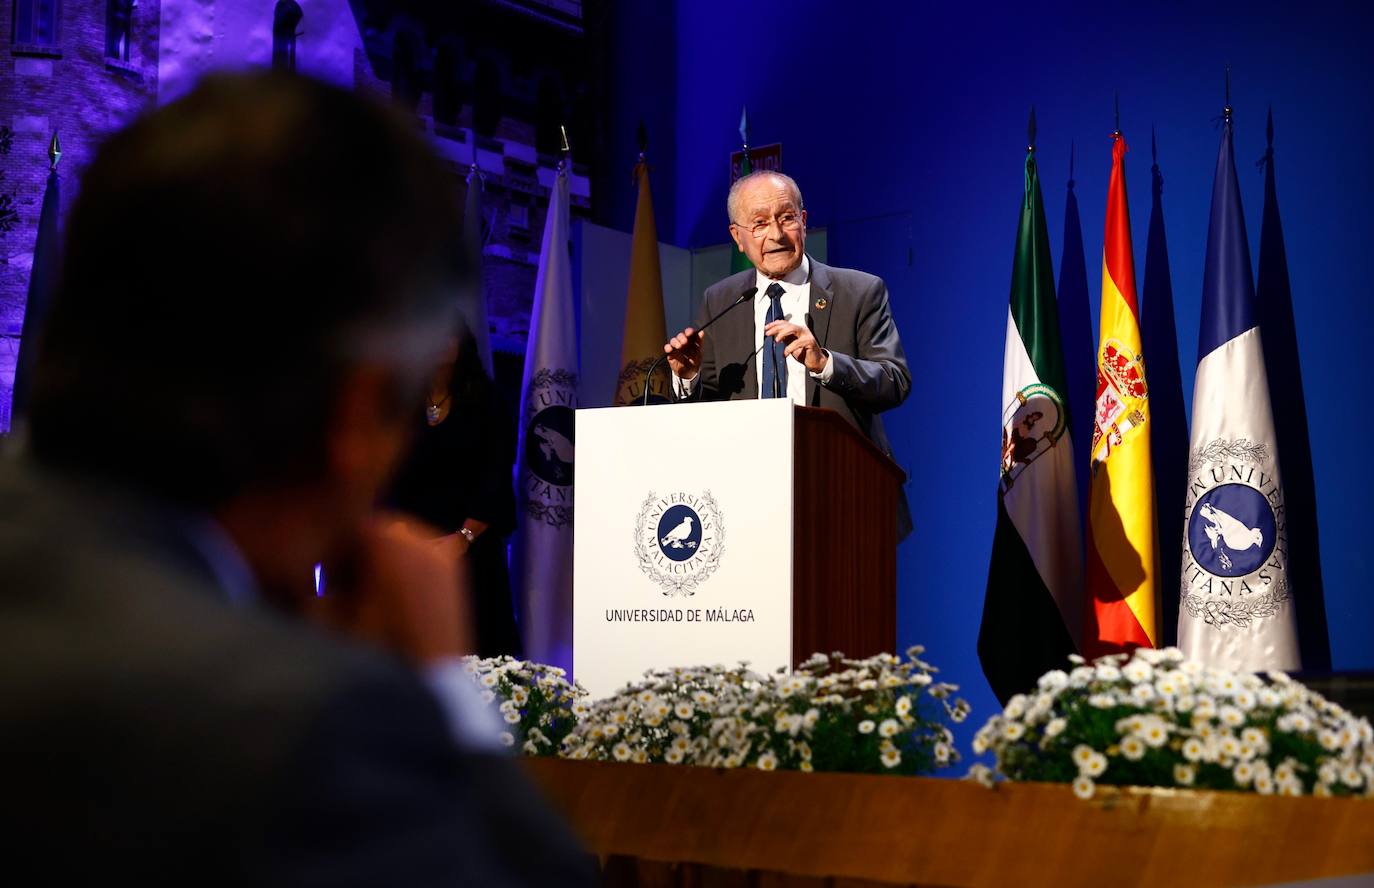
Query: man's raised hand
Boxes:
[{"xmin": 664, "ymin": 327, "xmax": 704, "ymax": 380}]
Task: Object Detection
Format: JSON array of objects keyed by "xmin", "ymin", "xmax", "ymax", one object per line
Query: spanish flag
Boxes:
[{"xmin": 1085, "ymin": 133, "xmax": 1158, "ymax": 657}]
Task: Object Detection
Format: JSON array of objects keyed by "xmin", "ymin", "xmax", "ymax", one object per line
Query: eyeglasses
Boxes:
[{"xmin": 732, "ymin": 212, "xmax": 803, "ymax": 239}]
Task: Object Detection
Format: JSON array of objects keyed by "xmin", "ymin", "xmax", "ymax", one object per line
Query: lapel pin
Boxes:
[{"xmin": 814, "ymin": 297, "xmax": 828, "ymax": 310}]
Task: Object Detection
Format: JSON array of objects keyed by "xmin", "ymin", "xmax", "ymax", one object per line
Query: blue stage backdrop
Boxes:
[{"xmin": 603, "ymin": 0, "xmax": 1374, "ymax": 750}]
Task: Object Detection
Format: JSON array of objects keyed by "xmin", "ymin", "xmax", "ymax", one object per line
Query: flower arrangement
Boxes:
[
  {"xmin": 559, "ymin": 648, "xmax": 970, "ymax": 776},
  {"xmin": 463, "ymin": 655, "xmax": 586, "ymax": 756},
  {"xmin": 967, "ymin": 647, "xmax": 1374, "ymax": 799}
]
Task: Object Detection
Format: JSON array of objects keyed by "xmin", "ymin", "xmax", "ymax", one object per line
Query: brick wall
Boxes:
[{"xmin": 0, "ymin": 0, "xmax": 160, "ymax": 430}]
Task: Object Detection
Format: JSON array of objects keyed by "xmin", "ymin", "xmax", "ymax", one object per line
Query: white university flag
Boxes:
[
  {"xmin": 1178, "ymin": 120, "xmax": 1299, "ymax": 671},
  {"xmin": 512, "ymin": 169, "xmax": 577, "ymax": 672}
]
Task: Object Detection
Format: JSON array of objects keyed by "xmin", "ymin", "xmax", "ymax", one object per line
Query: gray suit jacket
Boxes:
[
  {"xmin": 0, "ymin": 461, "xmax": 595, "ymax": 886},
  {"xmin": 684, "ymin": 258, "xmax": 913, "ymax": 536},
  {"xmin": 687, "ymin": 257, "xmax": 911, "ymax": 458}
]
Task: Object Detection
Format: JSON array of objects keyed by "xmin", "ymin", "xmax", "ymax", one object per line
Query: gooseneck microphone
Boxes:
[{"xmin": 641, "ymin": 287, "xmax": 757, "ymax": 406}]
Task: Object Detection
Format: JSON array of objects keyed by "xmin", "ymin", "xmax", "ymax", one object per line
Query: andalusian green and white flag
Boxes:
[{"xmin": 979, "ymin": 127, "xmax": 1084, "ymax": 703}]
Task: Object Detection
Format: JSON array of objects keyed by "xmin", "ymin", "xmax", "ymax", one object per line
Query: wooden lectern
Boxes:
[{"xmin": 573, "ymin": 400, "xmax": 903, "ymax": 697}]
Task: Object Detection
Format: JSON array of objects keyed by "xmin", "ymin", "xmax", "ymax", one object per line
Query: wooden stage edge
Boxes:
[{"xmin": 523, "ymin": 757, "xmax": 1374, "ymax": 887}]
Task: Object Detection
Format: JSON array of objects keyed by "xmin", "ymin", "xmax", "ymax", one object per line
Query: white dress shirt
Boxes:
[{"xmin": 675, "ymin": 255, "xmax": 833, "ymax": 403}]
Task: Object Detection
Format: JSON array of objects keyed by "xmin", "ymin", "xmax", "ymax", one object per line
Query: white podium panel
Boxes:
[{"xmin": 573, "ymin": 399, "xmax": 794, "ymax": 699}]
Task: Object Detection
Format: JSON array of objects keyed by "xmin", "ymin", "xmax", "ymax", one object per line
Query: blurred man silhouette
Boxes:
[{"xmin": 0, "ymin": 73, "xmax": 594, "ymax": 886}]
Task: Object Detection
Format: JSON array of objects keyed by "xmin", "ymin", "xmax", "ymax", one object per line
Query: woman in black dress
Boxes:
[{"xmin": 387, "ymin": 322, "xmax": 522, "ymax": 657}]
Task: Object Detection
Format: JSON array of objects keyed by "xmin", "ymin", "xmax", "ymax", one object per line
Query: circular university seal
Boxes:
[
  {"xmin": 1179, "ymin": 439, "xmax": 1290, "ymax": 629},
  {"xmin": 633, "ymin": 491, "xmax": 725, "ymax": 597},
  {"xmin": 519, "ymin": 368, "xmax": 577, "ymax": 528}
]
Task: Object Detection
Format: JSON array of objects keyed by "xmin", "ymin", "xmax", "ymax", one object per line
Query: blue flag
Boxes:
[
  {"xmin": 511, "ymin": 168, "xmax": 578, "ymax": 672},
  {"xmin": 1178, "ymin": 113, "xmax": 1299, "ymax": 670},
  {"xmin": 1141, "ymin": 131, "xmax": 1189, "ymax": 648},
  {"xmin": 1255, "ymin": 110, "xmax": 1330, "ymax": 669},
  {"xmin": 9, "ymin": 165, "xmax": 60, "ymax": 431},
  {"xmin": 1056, "ymin": 146, "xmax": 1094, "ymax": 535}
]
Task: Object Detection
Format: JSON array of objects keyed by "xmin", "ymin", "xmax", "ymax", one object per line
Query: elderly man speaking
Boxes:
[{"xmin": 664, "ymin": 171, "xmax": 911, "ymax": 490}]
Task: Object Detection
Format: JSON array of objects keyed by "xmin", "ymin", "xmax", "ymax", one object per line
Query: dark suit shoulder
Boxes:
[
  {"xmin": 701, "ymin": 268, "xmax": 757, "ymax": 308},
  {"xmin": 813, "ymin": 260, "xmax": 885, "ymax": 295}
]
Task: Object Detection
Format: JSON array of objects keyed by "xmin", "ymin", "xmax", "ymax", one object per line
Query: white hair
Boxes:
[{"xmin": 727, "ymin": 170, "xmax": 804, "ymax": 223}]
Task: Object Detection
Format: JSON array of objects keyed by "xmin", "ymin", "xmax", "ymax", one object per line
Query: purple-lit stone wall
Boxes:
[
  {"xmin": 0, "ymin": 0, "xmax": 160, "ymax": 431},
  {"xmin": 0, "ymin": 1, "xmax": 591, "ymax": 429}
]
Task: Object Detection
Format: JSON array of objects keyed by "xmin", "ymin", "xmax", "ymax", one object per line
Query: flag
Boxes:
[
  {"xmin": 978, "ymin": 129, "xmax": 1083, "ymax": 704},
  {"xmin": 613, "ymin": 155, "xmax": 668, "ymax": 405},
  {"xmin": 731, "ymin": 106, "xmax": 754, "ymax": 275},
  {"xmin": 460, "ymin": 165, "xmax": 494, "ymax": 376},
  {"xmin": 1140, "ymin": 129, "xmax": 1189, "ymax": 648},
  {"xmin": 511, "ymin": 167, "xmax": 578, "ymax": 672},
  {"xmin": 10, "ymin": 135, "xmax": 62, "ymax": 431},
  {"xmin": 1085, "ymin": 132, "xmax": 1158, "ymax": 658},
  {"xmin": 1178, "ymin": 111, "xmax": 1299, "ymax": 671},
  {"xmin": 1056, "ymin": 143, "xmax": 1094, "ymax": 535},
  {"xmin": 1255, "ymin": 109, "xmax": 1330, "ymax": 669}
]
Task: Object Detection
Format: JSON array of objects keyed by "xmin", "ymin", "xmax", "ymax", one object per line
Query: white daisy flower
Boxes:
[
  {"xmin": 1182, "ymin": 737, "xmax": 1205, "ymax": 762},
  {"xmin": 499, "ymin": 732, "xmax": 515, "ymax": 747},
  {"xmin": 966, "ymin": 763, "xmax": 995, "ymax": 787},
  {"xmin": 879, "ymin": 718, "xmax": 901, "ymax": 738},
  {"xmin": 664, "ymin": 748, "xmax": 684, "ymax": 765},
  {"xmin": 1174, "ymin": 764, "xmax": 1195, "ymax": 786},
  {"xmin": 858, "ymin": 720, "xmax": 875, "ymax": 735},
  {"xmin": 503, "ymin": 711, "xmax": 521, "ymax": 724},
  {"xmin": 1219, "ymin": 706, "xmax": 1245, "ymax": 728},
  {"xmin": 1120, "ymin": 736, "xmax": 1146, "ymax": 761},
  {"xmin": 895, "ymin": 696, "xmax": 913, "ymax": 717},
  {"xmin": 1141, "ymin": 720, "xmax": 1169, "ymax": 748},
  {"xmin": 756, "ymin": 751, "xmax": 778, "ymax": 771},
  {"xmin": 1233, "ymin": 762, "xmax": 1255, "ymax": 785},
  {"xmin": 1122, "ymin": 660, "xmax": 1153, "ymax": 684},
  {"xmin": 1072, "ymin": 775, "xmax": 1095, "ymax": 799},
  {"xmin": 1045, "ymin": 718, "xmax": 1067, "ymax": 738},
  {"xmin": 1072, "ymin": 744, "xmax": 1096, "ymax": 770},
  {"xmin": 1002, "ymin": 721, "xmax": 1025, "ymax": 741},
  {"xmin": 1083, "ymin": 752, "xmax": 1108, "ymax": 778},
  {"xmin": 880, "ymin": 747, "xmax": 902, "ymax": 769},
  {"xmin": 1038, "ymin": 669, "xmax": 1070, "ymax": 691},
  {"xmin": 613, "ymin": 742, "xmax": 632, "ymax": 761},
  {"xmin": 1004, "ymin": 695, "xmax": 1028, "ymax": 720}
]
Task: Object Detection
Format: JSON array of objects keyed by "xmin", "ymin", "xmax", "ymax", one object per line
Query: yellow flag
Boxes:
[{"xmin": 614, "ymin": 160, "xmax": 669, "ymax": 405}]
